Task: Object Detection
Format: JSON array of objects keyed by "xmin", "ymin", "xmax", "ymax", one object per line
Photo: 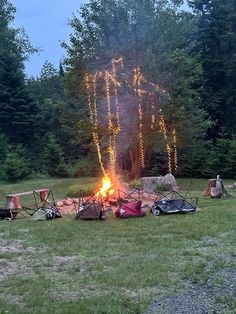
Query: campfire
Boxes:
[{"xmin": 96, "ymin": 176, "xmax": 115, "ymax": 200}]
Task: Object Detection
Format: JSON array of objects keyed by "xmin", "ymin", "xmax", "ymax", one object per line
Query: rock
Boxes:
[
  {"xmin": 56, "ymin": 201, "xmax": 64, "ymax": 207},
  {"xmin": 63, "ymin": 198, "xmax": 73, "ymax": 206},
  {"xmin": 141, "ymin": 173, "xmax": 178, "ymax": 193}
]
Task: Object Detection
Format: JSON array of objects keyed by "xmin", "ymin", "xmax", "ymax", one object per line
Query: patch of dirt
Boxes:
[
  {"xmin": 200, "ymin": 236, "xmax": 222, "ymax": 247},
  {"xmin": 143, "ymin": 269, "xmax": 236, "ymax": 314},
  {"xmin": 0, "ymin": 239, "xmax": 39, "ymax": 254},
  {"xmin": 0, "ymin": 260, "xmax": 33, "ymax": 280}
]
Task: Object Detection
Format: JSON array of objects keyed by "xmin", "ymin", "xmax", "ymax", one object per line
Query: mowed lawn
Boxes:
[{"xmin": 0, "ymin": 178, "xmax": 235, "ymax": 314}]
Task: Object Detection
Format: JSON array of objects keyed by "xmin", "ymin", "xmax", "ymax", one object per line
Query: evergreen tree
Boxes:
[
  {"xmin": 189, "ymin": 0, "xmax": 236, "ymax": 138},
  {"xmin": 0, "ymin": 0, "xmax": 38, "ymax": 144},
  {"xmin": 43, "ymin": 134, "xmax": 70, "ymax": 177},
  {"xmin": 26, "ymin": 61, "xmax": 66, "ymax": 171},
  {"xmin": 62, "ymin": 0, "xmax": 209, "ymax": 177}
]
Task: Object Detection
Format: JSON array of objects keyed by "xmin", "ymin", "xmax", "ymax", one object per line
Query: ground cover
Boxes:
[{"xmin": 0, "ymin": 178, "xmax": 235, "ymax": 314}]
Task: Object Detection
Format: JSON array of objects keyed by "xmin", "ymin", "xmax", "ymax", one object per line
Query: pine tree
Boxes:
[
  {"xmin": 62, "ymin": 0, "xmax": 209, "ymax": 177},
  {"xmin": 0, "ymin": 0, "xmax": 38, "ymax": 144},
  {"xmin": 189, "ymin": 0, "xmax": 236, "ymax": 138}
]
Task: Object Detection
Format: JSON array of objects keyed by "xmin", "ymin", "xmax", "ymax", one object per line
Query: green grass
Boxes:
[
  {"xmin": 0, "ymin": 177, "xmax": 235, "ymax": 313},
  {"xmin": 0, "ymin": 177, "xmax": 88, "ymax": 207}
]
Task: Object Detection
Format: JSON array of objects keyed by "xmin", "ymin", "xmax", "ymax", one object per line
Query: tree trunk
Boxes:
[{"xmin": 203, "ymin": 177, "xmax": 226, "ymax": 198}]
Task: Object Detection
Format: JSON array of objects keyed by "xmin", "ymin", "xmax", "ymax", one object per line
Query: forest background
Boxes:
[{"xmin": 0, "ymin": 0, "xmax": 236, "ymax": 182}]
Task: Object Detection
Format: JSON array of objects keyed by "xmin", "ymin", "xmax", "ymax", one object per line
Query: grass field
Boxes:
[{"xmin": 0, "ymin": 178, "xmax": 235, "ymax": 314}]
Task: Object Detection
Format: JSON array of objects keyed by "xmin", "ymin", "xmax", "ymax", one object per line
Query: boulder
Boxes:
[
  {"xmin": 141, "ymin": 173, "xmax": 178, "ymax": 193},
  {"xmin": 63, "ymin": 198, "xmax": 73, "ymax": 206}
]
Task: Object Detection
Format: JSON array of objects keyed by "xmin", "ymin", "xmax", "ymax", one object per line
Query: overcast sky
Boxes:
[
  {"xmin": 10, "ymin": 0, "xmax": 189, "ymax": 77},
  {"xmin": 11, "ymin": 0, "xmax": 87, "ymax": 77}
]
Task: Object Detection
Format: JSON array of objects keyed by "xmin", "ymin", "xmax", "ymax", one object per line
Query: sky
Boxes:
[
  {"xmin": 11, "ymin": 0, "xmax": 87, "ymax": 77},
  {"xmin": 10, "ymin": 0, "xmax": 189, "ymax": 78}
]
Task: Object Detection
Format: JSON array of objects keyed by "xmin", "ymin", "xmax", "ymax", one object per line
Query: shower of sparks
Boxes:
[
  {"xmin": 85, "ymin": 73, "xmax": 107, "ymax": 176},
  {"xmin": 172, "ymin": 128, "xmax": 178, "ymax": 171},
  {"xmin": 112, "ymin": 57, "xmax": 123, "ymax": 134},
  {"xmin": 151, "ymin": 96, "xmax": 155, "ymax": 129},
  {"xmin": 105, "ymin": 71, "xmax": 116, "ymax": 176},
  {"xmin": 134, "ymin": 67, "xmax": 145, "ymax": 168},
  {"xmin": 85, "ymin": 57, "xmax": 175, "ymax": 176},
  {"xmin": 159, "ymin": 109, "xmax": 172, "ymax": 173}
]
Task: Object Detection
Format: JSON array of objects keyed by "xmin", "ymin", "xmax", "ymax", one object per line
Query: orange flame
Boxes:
[{"xmin": 97, "ymin": 176, "xmax": 114, "ymax": 198}]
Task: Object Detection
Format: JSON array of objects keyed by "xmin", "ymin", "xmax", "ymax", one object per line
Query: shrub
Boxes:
[
  {"xmin": 227, "ymin": 139, "xmax": 236, "ymax": 178},
  {"xmin": 129, "ymin": 179, "xmax": 141, "ymax": 189},
  {"xmin": 1, "ymin": 145, "xmax": 31, "ymax": 182},
  {"xmin": 67, "ymin": 181, "xmax": 98, "ymax": 197}
]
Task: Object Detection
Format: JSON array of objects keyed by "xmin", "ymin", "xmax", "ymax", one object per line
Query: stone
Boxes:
[
  {"xmin": 141, "ymin": 173, "xmax": 178, "ymax": 193},
  {"xmin": 63, "ymin": 198, "xmax": 73, "ymax": 206}
]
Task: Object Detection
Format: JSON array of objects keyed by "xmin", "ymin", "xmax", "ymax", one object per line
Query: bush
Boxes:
[
  {"xmin": 67, "ymin": 181, "xmax": 98, "ymax": 197},
  {"xmin": 129, "ymin": 179, "xmax": 141, "ymax": 189},
  {"xmin": 227, "ymin": 139, "xmax": 236, "ymax": 178},
  {"xmin": 1, "ymin": 145, "xmax": 31, "ymax": 182}
]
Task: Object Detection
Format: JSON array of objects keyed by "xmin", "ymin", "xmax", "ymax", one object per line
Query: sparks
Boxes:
[
  {"xmin": 112, "ymin": 58, "xmax": 122, "ymax": 134},
  {"xmin": 85, "ymin": 73, "xmax": 106, "ymax": 176},
  {"xmin": 172, "ymin": 128, "xmax": 178, "ymax": 171},
  {"xmin": 159, "ymin": 109, "xmax": 172, "ymax": 173},
  {"xmin": 105, "ymin": 72, "xmax": 116, "ymax": 176},
  {"xmin": 134, "ymin": 67, "xmax": 145, "ymax": 168}
]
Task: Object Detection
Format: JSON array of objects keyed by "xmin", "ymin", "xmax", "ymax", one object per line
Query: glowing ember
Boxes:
[{"xmin": 97, "ymin": 176, "xmax": 115, "ymax": 198}]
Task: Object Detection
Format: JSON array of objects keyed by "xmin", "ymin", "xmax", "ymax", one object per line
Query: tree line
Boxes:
[{"xmin": 0, "ymin": 0, "xmax": 236, "ymax": 181}]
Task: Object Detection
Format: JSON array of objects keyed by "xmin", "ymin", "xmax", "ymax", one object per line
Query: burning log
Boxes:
[{"xmin": 96, "ymin": 176, "xmax": 114, "ymax": 200}]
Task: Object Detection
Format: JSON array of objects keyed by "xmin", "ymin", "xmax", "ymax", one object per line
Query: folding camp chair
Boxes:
[
  {"xmin": 151, "ymin": 190, "xmax": 198, "ymax": 216},
  {"xmin": 22, "ymin": 190, "xmax": 62, "ymax": 219},
  {"xmin": 74, "ymin": 190, "xmax": 105, "ymax": 220},
  {"xmin": 115, "ymin": 189, "xmax": 146, "ymax": 218}
]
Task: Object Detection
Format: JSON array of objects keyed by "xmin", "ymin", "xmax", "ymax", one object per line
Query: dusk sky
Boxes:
[
  {"xmin": 10, "ymin": 0, "xmax": 189, "ymax": 77},
  {"xmin": 11, "ymin": 0, "xmax": 88, "ymax": 77}
]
